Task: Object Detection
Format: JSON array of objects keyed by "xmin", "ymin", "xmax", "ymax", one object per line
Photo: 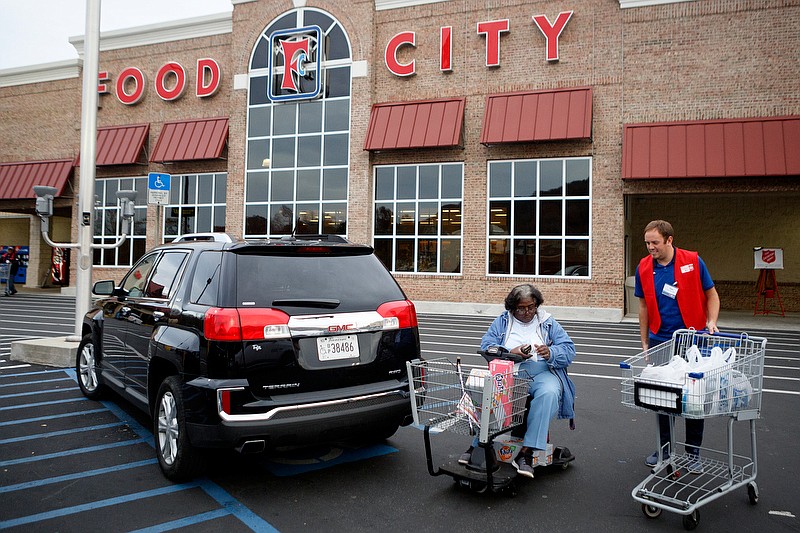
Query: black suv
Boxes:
[{"xmin": 76, "ymin": 234, "xmax": 420, "ymax": 480}]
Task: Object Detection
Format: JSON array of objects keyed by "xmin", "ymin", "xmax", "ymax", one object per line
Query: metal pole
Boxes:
[{"xmin": 69, "ymin": 0, "xmax": 102, "ymax": 342}]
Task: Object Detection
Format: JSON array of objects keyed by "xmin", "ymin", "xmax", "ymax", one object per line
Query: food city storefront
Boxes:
[{"xmin": 0, "ymin": 0, "xmax": 798, "ymax": 315}]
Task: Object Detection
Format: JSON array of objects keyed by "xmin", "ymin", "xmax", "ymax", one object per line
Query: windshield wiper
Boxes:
[{"xmin": 271, "ymin": 298, "xmax": 340, "ymax": 309}]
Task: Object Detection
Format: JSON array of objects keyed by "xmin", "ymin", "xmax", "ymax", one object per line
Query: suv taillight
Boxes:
[
  {"xmin": 377, "ymin": 300, "xmax": 418, "ymax": 329},
  {"xmin": 204, "ymin": 307, "xmax": 291, "ymax": 341}
]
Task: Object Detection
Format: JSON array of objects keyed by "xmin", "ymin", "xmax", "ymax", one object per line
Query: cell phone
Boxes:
[{"xmin": 521, "ymin": 344, "xmax": 532, "ymax": 355}]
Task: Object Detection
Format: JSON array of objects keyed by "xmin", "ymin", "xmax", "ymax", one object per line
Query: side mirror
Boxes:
[{"xmin": 92, "ymin": 280, "xmax": 115, "ymax": 296}]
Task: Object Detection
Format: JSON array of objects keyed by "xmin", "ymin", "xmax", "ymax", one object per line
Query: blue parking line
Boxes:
[
  {"xmin": 198, "ymin": 480, "xmax": 280, "ymax": 532},
  {"xmin": 0, "ymin": 421, "xmax": 124, "ymax": 444},
  {"xmin": 0, "ymin": 459, "xmax": 158, "ymax": 494},
  {"xmin": 0, "ymin": 376, "xmax": 73, "ymax": 388},
  {"xmin": 129, "ymin": 509, "xmax": 232, "ymax": 532},
  {"xmin": 0, "ymin": 386, "xmax": 79, "ymax": 399},
  {"xmin": 0, "ymin": 368, "xmax": 69, "ymax": 379},
  {"xmin": 0, "ymin": 397, "xmax": 86, "ymax": 411},
  {"xmin": 0, "ymin": 438, "xmax": 148, "ymax": 467},
  {"xmin": 0, "ymin": 483, "xmax": 196, "ymax": 529},
  {"xmin": 0, "ymin": 407, "xmax": 107, "ymax": 427}
]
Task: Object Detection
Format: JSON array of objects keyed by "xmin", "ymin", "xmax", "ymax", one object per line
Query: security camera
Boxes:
[{"xmin": 33, "ymin": 185, "xmax": 58, "ymax": 225}]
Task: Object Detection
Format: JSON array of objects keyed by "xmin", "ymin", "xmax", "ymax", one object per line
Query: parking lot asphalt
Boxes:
[{"xmin": 1, "ymin": 293, "xmax": 798, "ymax": 532}]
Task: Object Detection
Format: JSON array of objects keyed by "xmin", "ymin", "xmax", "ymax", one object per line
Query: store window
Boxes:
[
  {"xmin": 374, "ymin": 163, "xmax": 463, "ymax": 274},
  {"xmin": 487, "ymin": 157, "xmax": 591, "ymax": 277},
  {"xmin": 162, "ymin": 173, "xmax": 227, "ymax": 242},
  {"xmin": 93, "ymin": 177, "xmax": 148, "ymax": 267},
  {"xmin": 245, "ymin": 8, "xmax": 351, "ymax": 237}
]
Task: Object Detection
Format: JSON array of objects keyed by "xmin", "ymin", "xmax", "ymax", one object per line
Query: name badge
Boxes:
[{"xmin": 662, "ymin": 283, "xmax": 678, "ymax": 299}]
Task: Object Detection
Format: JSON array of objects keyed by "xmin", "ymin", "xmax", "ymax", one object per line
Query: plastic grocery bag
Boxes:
[
  {"xmin": 683, "ymin": 345, "xmax": 719, "ymax": 416},
  {"xmin": 729, "ymin": 369, "xmax": 753, "ymax": 410},
  {"xmin": 639, "ymin": 355, "xmax": 689, "ymax": 384}
]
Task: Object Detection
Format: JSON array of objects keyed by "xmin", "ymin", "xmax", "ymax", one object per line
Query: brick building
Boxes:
[{"xmin": 1, "ymin": 0, "xmax": 798, "ymax": 317}]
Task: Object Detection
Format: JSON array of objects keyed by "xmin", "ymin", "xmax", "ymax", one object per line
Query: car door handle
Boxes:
[{"xmin": 153, "ymin": 311, "xmax": 165, "ymax": 321}]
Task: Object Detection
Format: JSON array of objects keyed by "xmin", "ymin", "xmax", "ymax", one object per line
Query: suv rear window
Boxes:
[{"xmin": 235, "ymin": 253, "xmax": 406, "ymax": 312}]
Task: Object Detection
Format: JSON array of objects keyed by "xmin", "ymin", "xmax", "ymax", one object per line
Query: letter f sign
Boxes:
[
  {"xmin": 280, "ymin": 38, "xmax": 310, "ymax": 91},
  {"xmin": 268, "ymin": 25, "xmax": 322, "ymax": 102}
]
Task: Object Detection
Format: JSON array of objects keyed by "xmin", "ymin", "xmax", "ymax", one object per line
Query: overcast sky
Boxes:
[{"xmin": 0, "ymin": 0, "xmax": 233, "ymax": 70}]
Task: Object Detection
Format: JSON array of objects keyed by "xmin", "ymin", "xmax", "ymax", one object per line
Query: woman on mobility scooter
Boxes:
[{"xmin": 459, "ymin": 284, "xmax": 576, "ymax": 478}]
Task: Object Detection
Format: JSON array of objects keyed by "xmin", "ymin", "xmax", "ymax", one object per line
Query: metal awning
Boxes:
[
  {"xmin": 0, "ymin": 159, "xmax": 74, "ymax": 199},
  {"xmin": 364, "ymin": 98, "xmax": 465, "ymax": 151},
  {"xmin": 480, "ymin": 86, "xmax": 592, "ymax": 144},
  {"xmin": 622, "ymin": 116, "xmax": 800, "ymax": 179},
  {"xmin": 150, "ymin": 117, "xmax": 229, "ymax": 162}
]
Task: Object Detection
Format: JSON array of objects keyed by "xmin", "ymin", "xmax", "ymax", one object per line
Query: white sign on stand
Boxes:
[
  {"xmin": 753, "ymin": 247, "xmax": 784, "ymax": 270},
  {"xmin": 148, "ymin": 172, "xmax": 171, "ymax": 205}
]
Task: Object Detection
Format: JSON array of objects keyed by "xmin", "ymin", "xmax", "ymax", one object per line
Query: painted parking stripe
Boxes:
[
  {"xmin": 0, "ymin": 483, "xmax": 195, "ymax": 529},
  {"xmin": 0, "ymin": 438, "xmax": 149, "ymax": 467},
  {"xmin": 0, "ymin": 421, "xmax": 124, "ymax": 444},
  {"xmin": 129, "ymin": 509, "xmax": 232, "ymax": 532},
  {"xmin": 0, "ymin": 459, "xmax": 158, "ymax": 494},
  {"xmin": 0, "ymin": 407, "xmax": 107, "ymax": 427},
  {"xmin": 0, "ymin": 386, "xmax": 79, "ymax": 400},
  {"xmin": 0, "ymin": 397, "xmax": 87, "ymax": 411},
  {"xmin": 0, "ymin": 376, "xmax": 74, "ymax": 388}
]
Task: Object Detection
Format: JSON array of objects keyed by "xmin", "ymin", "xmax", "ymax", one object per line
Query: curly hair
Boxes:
[{"xmin": 504, "ymin": 284, "xmax": 544, "ymax": 311}]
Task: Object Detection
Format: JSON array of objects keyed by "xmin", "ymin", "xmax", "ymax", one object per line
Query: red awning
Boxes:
[
  {"xmin": 480, "ymin": 86, "xmax": 592, "ymax": 145},
  {"xmin": 0, "ymin": 159, "xmax": 73, "ymax": 200},
  {"xmin": 96, "ymin": 124, "xmax": 149, "ymax": 166},
  {"xmin": 150, "ymin": 117, "xmax": 229, "ymax": 162},
  {"xmin": 622, "ymin": 116, "xmax": 800, "ymax": 179},
  {"xmin": 364, "ymin": 98, "xmax": 465, "ymax": 151}
]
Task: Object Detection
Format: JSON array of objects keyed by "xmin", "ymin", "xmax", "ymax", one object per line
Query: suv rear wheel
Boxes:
[
  {"xmin": 154, "ymin": 376, "xmax": 204, "ymax": 481},
  {"xmin": 76, "ymin": 334, "xmax": 103, "ymax": 400}
]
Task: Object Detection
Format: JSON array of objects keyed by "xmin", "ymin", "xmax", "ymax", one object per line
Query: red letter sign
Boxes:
[
  {"xmin": 97, "ymin": 71, "xmax": 110, "ymax": 94},
  {"xmin": 477, "ymin": 19, "xmax": 509, "ymax": 67},
  {"xmin": 116, "ymin": 67, "xmax": 146, "ymax": 105},
  {"xmin": 532, "ymin": 11, "xmax": 573, "ymax": 62},
  {"xmin": 440, "ymin": 26, "xmax": 452, "ymax": 72},
  {"xmin": 155, "ymin": 62, "xmax": 187, "ymax": 101},
  {"xmin": 196, "ymin": 58, "xmax": 221, "ymax": 97},
  {"xmin": 385, "ymin": 31, "xmax": 416, "ymax": 76}
]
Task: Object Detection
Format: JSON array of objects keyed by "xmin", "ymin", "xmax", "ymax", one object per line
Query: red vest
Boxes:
[{"xmin": 638, "ymin": 248, "xmax": 707, "ymax": 334}]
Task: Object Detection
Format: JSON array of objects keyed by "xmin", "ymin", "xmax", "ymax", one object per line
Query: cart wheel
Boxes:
[
  {"xmin": 642, "ymin": 504, "xmax": 662, "ymax": 519},
  {"xmin": 561, "ymin": 461, "xmax": 570, "ymax": 470},
  {"xmin": 682, "ymin": 510, "xmax": 699, "ymax": 530},
  {"xmin": 747, "ymin": 482, "xmax": 759, "ymax": 505}
]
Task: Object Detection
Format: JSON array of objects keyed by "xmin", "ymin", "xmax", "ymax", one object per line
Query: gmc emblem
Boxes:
[{"xmin": 327, "ymin": 324, "xmax": 354, "ymax": 332}]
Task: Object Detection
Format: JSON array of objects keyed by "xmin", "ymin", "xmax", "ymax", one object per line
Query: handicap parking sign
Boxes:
[{"xmin": 148, "ymin": 172, "xmax": 171, "ymax": 205}]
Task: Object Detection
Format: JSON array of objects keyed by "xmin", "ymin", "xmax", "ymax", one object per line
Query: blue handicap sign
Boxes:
[{"xmin": 148, "ymin": 172, "xmax": 171, "ymax": 190}]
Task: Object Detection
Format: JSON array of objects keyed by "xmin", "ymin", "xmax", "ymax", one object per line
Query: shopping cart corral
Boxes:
[
  {"xmin": 620, "ymin": 329, "xmax": 766, "ymax": 530},
  {"xmin": 407, "ymin": 356, "xmax": 574, "ymax": 496}
]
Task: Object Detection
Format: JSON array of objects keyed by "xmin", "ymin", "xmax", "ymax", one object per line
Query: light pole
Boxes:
[{"xmin": 34, "ymin": 186, "xmax": 137, "ymax": 341}]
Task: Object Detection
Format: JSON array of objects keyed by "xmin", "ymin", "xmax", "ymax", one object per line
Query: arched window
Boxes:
[{"xmin": 245, "ymin": 8, "xmax": 351, "ymax": 237}]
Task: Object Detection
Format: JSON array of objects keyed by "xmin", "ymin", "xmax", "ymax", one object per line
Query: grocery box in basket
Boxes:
[
  {"xmin": 489, "ymin": 359, "xmax": 514, "ymax": 427},
  {"xmin": 494, "ymin": 434, "xmax": 524, "ymax": 463},
  {"xmin": 494, "ymin": 435, "xmax": 553, "ymax": 466}
]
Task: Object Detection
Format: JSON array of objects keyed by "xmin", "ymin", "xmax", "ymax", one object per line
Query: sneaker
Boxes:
[
  {"xmin": 687, "ymin": 455, "xmax": 704, "ymax": 474},
  {"xmin": 513, "ymin": 449, "xmax": 535, "ymax": 479},
  {"xmin": 458, "ymin": 446, "xmax": 474, "ymax": 465},
  {"xmin": 645, "ymin": 451, "xmax": 669, "ymax": 467}
]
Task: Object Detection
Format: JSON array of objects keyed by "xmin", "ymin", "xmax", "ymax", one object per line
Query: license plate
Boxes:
[{"xmin": 317, "ymin": 335, "xmax": 360, "ymax": 361}]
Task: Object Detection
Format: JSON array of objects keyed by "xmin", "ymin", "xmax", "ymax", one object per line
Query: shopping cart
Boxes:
[
  {"xmin": 407, "ymin": 356, "xmax": 573, "ymax": 495},
  {"xmin": 620, "ymin": 329, "xmax": 766, "ymax": 530},
  {"xmin": 0, "ymin": 263, "xmax": 8, "ymax": 284}
]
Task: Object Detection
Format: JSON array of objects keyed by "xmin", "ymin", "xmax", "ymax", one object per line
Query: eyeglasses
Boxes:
[{"xmin": 514, "ymin": 304, "xmax": 537, "ymax": 314}]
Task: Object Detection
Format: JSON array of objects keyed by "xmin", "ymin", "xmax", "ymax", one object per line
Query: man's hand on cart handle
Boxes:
[{"xmin": 706, "ymin": 320, "xmax": 719, "ymax": 334}]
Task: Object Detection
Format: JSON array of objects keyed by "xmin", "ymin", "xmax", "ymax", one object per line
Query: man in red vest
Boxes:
[{"xmin": 634, "ymin": 220, "xmax": 720, "ymax": 473}]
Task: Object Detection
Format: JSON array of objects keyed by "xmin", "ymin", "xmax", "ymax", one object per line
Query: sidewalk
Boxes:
[{"xmin": 10, "ymin": 285, "xmax": 799, "ymax": 333}]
